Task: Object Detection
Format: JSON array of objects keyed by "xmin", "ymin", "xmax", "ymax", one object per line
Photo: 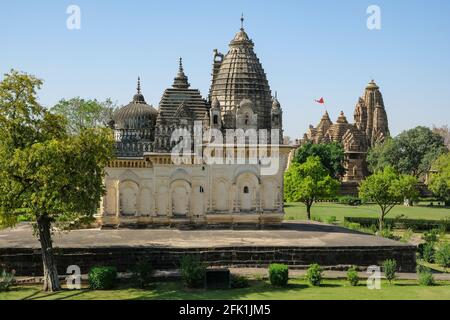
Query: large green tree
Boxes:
[
  {"xmin": 367, "ymin": 126, "xmax": 446, "ymax": 178},
  {"xmin": 51, "ymin": 97, "xmax": 118, "ymax": 135},
  {"xmin": 285, "ymin": 156, "xmax": 340, "ymax": 220},
  {"xmin": 294, "ymin": 142, "xmax": 345, "ymax": 179},
  {"xmin": 359, "ymin": 166, "xmax": 419, "ymax": 230},
  {"xmin": 0, "ymin": 70, "xmax": 115, "ymax": 291},
  {"xmin": 428, "ymin": 153, "xmax": 450, "ymax": 206}
]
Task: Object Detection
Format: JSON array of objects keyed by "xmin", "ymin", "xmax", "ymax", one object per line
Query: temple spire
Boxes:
[
  {"xmin": 240, "ymin": 13, "xmax": 244, "ymax": 30},
  {"xmin": 173, "ymin": 57, "xmax": 190, "ymax": 89}
]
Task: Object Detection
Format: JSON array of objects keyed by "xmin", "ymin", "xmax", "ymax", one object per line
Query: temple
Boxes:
[
  {"xmin": 301, "ymin": 80, "xmax": 390, "ymax": 183},
  {"xmin": 99, "ymin": 18, "xmax": 291, "ymax": 228}
]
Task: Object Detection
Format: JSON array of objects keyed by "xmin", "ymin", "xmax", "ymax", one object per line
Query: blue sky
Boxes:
[{"xmin": 1, "ymin": 0, "xmax": 449, "ymax": 138}]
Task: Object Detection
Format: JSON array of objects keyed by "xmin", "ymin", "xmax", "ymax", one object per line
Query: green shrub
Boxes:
[
  {"xmin": 0, "ymin": 269, "xmax": 16, "ymax": 292},
  {"xmin": 400, "ymin": 228, "xmax": 414, "ymax": 243},
  {"xmin": 379, "ymin": 227, "xmax": 400, "ymax": 240},
  {"xmin": 325, "ymin": 216, "xmax": 337, "ymax": 224},
  {"xmin": 419, "ymin": 242, "xmax": 435, "ymax": 263},
  {"xmin": 180, "ymin": 256, "xmax": 206, "ymax": 288},
  {"xmin": 88, "ymin": 266, "xmax": 117, "ymax": 290},
  {"xmin": 338, "ymin": 196, "xmax": 362, "ymax": 206},
  {"xmin": 311, "ymin": 216, "xmax": 323, "ymax": 223},
  {"xmin": 306, "ymin": 263, "xmax": 323, "ymax": 286},
  {"xmin": 346, "ymin": 266, "xmax": 359, "ymax": 286},
  {"xmin": 268, "ymin": 264, "xmax": 289, "ymax": 287},
  {"xmin": 231, "ymin": 274, "xmax": 249, "ymax": 288},
  {"xmin": 422, "ymin": 229, "xmax": 440, "ymax": 244},
  {"xmin": 417, "ymin": 267, "xmax": 435, "ymax": 286},
  {"xmin": 130, "ymin": 260, "xmax": 153, "ymax": 289},
  {"xmin": 382, "ymin": 259, "xmax": 397, "ymax": 284},
  {"xmin": 435, "ymin": 242, "xmax": 450, "ymax": 268}
]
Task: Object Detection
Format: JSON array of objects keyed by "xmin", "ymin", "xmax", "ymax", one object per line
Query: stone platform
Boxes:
[{"xmin": 0, "ymin": 222, "xmax": 417, "ymax": 275}]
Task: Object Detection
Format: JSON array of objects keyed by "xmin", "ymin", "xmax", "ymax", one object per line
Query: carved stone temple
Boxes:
[
  {"xmin": 98, "ymin": 19, "xmax": 292, "ymax": 228},
  {"xmin": 300, "ymin": 80, "xmax": 390, "ymax": 183}
]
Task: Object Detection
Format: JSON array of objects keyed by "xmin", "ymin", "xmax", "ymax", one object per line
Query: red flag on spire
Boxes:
[{"xmin": 315, "ymin": 97, "xmax": 325, "ymax": 104}]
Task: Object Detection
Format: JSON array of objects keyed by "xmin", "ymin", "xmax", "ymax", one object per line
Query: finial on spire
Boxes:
[
  {"xmin": 275, "ymin": 91, "xmax": 278, "ymax": 99},
  {"xmin": 240, "ymin": 13, "xmax": 244, "ymax": 30},
  {"xmin": 137, "ymin": 77, "xmax": 141, "ymax": 94},
  {"xmin": 179, "ymin": 57, "xmax": 184, "ymax": 73}
]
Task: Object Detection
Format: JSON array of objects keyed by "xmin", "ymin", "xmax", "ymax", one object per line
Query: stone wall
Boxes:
[{"xmin": 0, "ymin": 245, "xmax": 416, "ymax": 276}]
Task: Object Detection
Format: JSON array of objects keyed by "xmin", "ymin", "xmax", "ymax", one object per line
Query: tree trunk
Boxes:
[
  {"xmin": 37, "ymin": 216, "xmax": 61, "ymax": 292},
  {"xmin": 379, "ymin": 215, "xmax": 384, "ymax": 232},
  {"xmin": 306, "ymin": 203, "xmax": 312, "ymax": 220}
]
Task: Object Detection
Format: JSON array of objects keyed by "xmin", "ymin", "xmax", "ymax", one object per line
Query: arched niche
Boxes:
[{"xmin": 119, "ymin": 180, "xmax": 139, "ymax": 216}]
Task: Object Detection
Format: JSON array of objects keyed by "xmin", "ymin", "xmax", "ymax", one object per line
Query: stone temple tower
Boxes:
[
  {"xmin": 354, "ymin": 80, "xmax": 390, "ymax": 146},
  {"xmin": 209, "ymin": 16, "xmax": 274, "ymax": 131}
]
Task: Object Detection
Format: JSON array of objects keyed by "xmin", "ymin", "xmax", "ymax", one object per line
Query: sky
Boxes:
[{"xmin": 1, "ymin": 0, "xmax": 449, "ymax": 139}]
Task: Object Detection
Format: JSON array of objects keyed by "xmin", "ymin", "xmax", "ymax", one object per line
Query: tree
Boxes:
[
  {"xmin": 433, "ymin": 125, "xmax": 450, "ymax": 150},
  {"xmin": 359, "ymin": 166, "xmax": 419, "ymax": 231},
  {"xmin": 367, "ymin": 126, "xmax": 446, "ymax": 179},
  {"xmin": 428, "ymin": 153, "xmax": 450, "ymax": 206},
  {"xmin": 51, "ymin": 97, "xmax": 118, "ymax": 135},
  {"xmin": 294, "ymin": 142, "xmax": 345, "ymax": 179},
  {"xmin": 0, "ymin": 70, "xmax": 115, "ymax": 291},
  {"xmin": 284, "ymin": 156, "xmax": 339, "ymax": 220}
]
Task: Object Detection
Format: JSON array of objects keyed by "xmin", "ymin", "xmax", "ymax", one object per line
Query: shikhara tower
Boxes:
[
  {"xmin": 100, "ymin": 18, "xmax": 291, "ymax": 228},
  {"xmin": 302, "ymin": 80, "xmax": 390, "ymax": 185}
]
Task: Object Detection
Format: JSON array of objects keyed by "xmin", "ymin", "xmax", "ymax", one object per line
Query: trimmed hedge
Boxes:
[
  {"xmin": 268, "ymin": 264, "xmax": 289, "ymax": 287},
  {"xmin": 88, "ymin": 266, "xmax": 117, "ymax": 290},
  {"xmin": 344, "ymin": 217, "xmax": 450, "ymax": 231}
]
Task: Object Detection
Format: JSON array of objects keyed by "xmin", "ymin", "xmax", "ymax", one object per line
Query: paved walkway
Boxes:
[{"xmin": 0, "ymin": 221, "xmax": 412, "ymax": 249}]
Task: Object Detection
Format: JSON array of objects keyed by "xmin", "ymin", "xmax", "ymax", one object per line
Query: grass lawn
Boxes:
[
  {"xmin": 1, "ymin": 279, "xmax": 450, "ymax": 300},
  {"xmin": 284, "ymin": 202, "xmax": 450, "ymax": 223}
]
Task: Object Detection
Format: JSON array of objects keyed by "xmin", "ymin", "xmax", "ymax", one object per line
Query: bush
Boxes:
[
  {"xmin": 311, "ymin": 216, "xmax": 323, "ymax": 223},
  {"xmin": 419, "ymin": 242, "xmax": 435, "ymax": 263},
  {"xmin": 435, "ymin": 242, "xmax": 450, "ymax": 268},
  {"xmin": 338, "ymin": 196, "xmax": 362, "ymax": 206},
  {"xmin": 88, "ymin": 266, "xmax": 117, "ymax": 290},
  {"xmin": 268, "ymin": 264, "xmax": 289, "ymax": 287},
  {"xmin": 379, "ymin": 227, "xmax": 400, "ymax": 240},
  {"xmin": 0, "ymin": 269, "xmax": 16, "ymax": 292},
  {"xmin": 422, "ymin": 229, "xmax": 440, "ymax": 244},
  {"xmin": 231, "ymin": 274, "xmax": 249, "ymax": 288},
  {"xmin": 400, "ymin": 228, "xmax": 414, "ymax": 243},
  {"xmin": 306, "ymin": 263, "xmax": 323, "ymax": 286},
  {"xmin": 346, "ymin": 266, "xmax": 359, "ymax": 286},
  {"xmin": 130, "ymin": 260, "xmax": 153, "ymax": 289},
  {"xmin": 325, "ymin": 216, "xmax": 337, "ymax": 224},
  {"xmin": 180, "ymin": 256, "xmax": 206, "ymax": 288},
  {"xmin": 417, "ymin": 267, "xmax": 435, "ymax": 286},
  {"xmin": 382, "ymin": 259, "xmax": 397, "ymax": 284}
]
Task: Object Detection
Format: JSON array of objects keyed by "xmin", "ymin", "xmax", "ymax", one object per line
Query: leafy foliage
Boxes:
[
  {"xmin": 88, "ymin": 266, "xmax": 118, "ymax": 290},
  {"xmin": 305, "ymin": 263, "xmax": 323, "ymax": 286},
  {"xmin": 285, "ymin": 156, "xmax": 339, "ymax": 219},
  {"xmin": 180, "ymin": 256, "xmax": 206, "ymax": 288},
  {"xmin": 359, "ymin": 166, "xmax": 418, "ymax": 230},
  {"xmin": 130, "ymin": 260, "xmax": 154, "ymax": 289},
  {"xmin": 367, "ymin": 127, "xmax": 446, "ymax": 178},
  {"xmin": 294, "ymin": 142, "xmax": 345, "ymax": 179},
  {"xmin": 268, "ymin": 264, "xmax": 289, "ymax": 287},
  {"xmin": 435, "ymin": 242, "xmax": 450, "ymax": 268},
  {"xmin": 382, "ymin": 259, "xmax": 397, "ymax": 284},
  {"xmin": 230, "ymin": 274, "xmax": 249, "ymax": 288},
  {"xmin": 0, "ymin": 70, "xmax": 115, "ymax": 291},
  {"xmin": 428, "ymin": 153, "xmax": 450, "ymax": 206},
  {"xmin": 0, "ymin": 268, "xmax": 16, "ymax": 291},
  {"xmin": 51, "ymin": 97, "xmax": 118, "ymax": 135},
  {"xmin": 346, "ymin": 266, "xmax": 359, "ymax": 286}
]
